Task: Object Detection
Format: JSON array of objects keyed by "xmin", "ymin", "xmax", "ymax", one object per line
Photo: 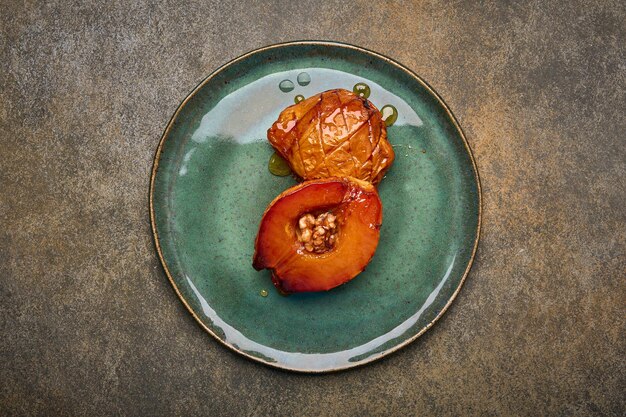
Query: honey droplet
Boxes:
[
  {"xmin": 297, "ymin": 72, "xmax": 311, "ymax": 86},
  {"xmin": 279, "ymin": 80, "xmax": 295, "ymax": 92},
  {"xmin": 381, "ymin": 104, "xmax": 398, "ymax": 126},
  {"xmin": 294, "ymin": 94, "xmax": 305, "ymax": 104},
  {"xmin": 260, "ymin": 289, "xmax": 268, "ymax": 297},
  {"xmin": 268, "ymin": 152, "xmax": 291, "ymax": 176},
  {"xmin": 353, "ymin": 82, "xmax": 371, "ymax": 99}
]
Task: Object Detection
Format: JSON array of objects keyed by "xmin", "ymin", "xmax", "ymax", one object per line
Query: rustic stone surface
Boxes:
[{"xmin": 1, "ymin": 1, "xmax": 624, "ymax": 415}]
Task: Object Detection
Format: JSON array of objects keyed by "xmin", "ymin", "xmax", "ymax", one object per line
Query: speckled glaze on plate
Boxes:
[{"xmin": 150, "ymin": 41, "xmax": 481, "ymax": 373}]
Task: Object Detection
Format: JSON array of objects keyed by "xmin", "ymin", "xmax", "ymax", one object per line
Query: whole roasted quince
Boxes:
[
  {"xmin": 268, "ymin": 89, "xmax": 395, "ymax": 185},
  {"xmin": 253, "ymin": 177, "xmax": 382, "ymax": 293}
]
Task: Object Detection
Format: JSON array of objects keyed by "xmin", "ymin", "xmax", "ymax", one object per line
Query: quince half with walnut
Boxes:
[
  {"xmin": 268, "ymin": 89, "xmax": 395, "ymax": 185},
  {"xmin": 253, "ymin": 177, "xmax": 382, "ymax": 293}
]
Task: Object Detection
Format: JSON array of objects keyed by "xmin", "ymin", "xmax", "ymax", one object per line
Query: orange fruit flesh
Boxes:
[{"xmin": 253, "ymin": 177, "xmax": 382, "ymax": 293}]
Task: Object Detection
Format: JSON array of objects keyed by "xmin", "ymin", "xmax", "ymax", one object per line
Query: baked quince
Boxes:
[
  {"xmin": 253, "ymin": 177, "xmax": 383, "ymax": 293},
  {"xmin": 267, "ymin": 89, "xmax": 394, "ymax": 185}
]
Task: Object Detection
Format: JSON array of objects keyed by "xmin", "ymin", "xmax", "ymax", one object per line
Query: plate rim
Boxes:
[{"xmin": 149, "ymin": 40, "xmax": 483, "ymax": 373}]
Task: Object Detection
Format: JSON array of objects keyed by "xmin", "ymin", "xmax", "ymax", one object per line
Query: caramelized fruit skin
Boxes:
[
  {"xmin": 253, "ymin": 177, "xmax": 383, "ymax": 293},
  {"xmin": 267, "ymin": 89, "xmax": 395, "ymax": 185}
]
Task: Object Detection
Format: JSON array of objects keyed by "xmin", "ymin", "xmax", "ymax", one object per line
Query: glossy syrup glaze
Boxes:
[
  {"xmin": 267, "ymin": 89, "xmax": 395, "ymax": 184},
  {"xmin": 268, "ymin": 152, "xmax": 291, "ymax": 176}
]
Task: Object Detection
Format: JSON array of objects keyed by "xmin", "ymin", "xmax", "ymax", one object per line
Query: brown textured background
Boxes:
[{"xmin": 1, "ymin": 1, "xmax": 624, "ymax": 415}]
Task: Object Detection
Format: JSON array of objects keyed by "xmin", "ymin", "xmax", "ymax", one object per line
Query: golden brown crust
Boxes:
[{"xmin": 267, "ymin": 89, "xmax": 395, "ymax": 185}]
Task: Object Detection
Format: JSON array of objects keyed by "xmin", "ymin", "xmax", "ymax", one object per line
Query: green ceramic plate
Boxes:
[{"xmin": 150, "ymin": 41, "xmax": 481, "ymax": 372}]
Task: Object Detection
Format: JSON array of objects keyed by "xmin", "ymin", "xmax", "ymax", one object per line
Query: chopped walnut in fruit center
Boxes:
[{"xmin": 296, "ymin": 212, "xmax": 337, "ymax": 253}]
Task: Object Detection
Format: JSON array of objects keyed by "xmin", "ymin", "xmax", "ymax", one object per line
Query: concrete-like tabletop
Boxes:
[{"xmin": 1, "ymin": 1, "xmax": 624, "ymax": 415}]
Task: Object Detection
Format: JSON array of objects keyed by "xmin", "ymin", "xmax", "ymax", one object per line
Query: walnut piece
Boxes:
[{"xmin": 297, "ymin": 212, "xmax": 337, "ymax": 253}]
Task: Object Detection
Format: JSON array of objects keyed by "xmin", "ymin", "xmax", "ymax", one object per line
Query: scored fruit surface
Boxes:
[
  {"xmin": 253, "ymin": 177, "xmax": 383, "ymax": 293},
  {"xmin": 267, "ymin": 89, "xmax": 395, "ymax": 185}
]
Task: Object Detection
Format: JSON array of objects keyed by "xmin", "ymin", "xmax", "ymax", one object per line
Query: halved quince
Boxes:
[
  {"xmin": 267, "ymin": 89, "xmax": 395, "ymax": 185},
  {"xmin": 253, "ymin": 177, "xmax": 383, "ymax": 293}
]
